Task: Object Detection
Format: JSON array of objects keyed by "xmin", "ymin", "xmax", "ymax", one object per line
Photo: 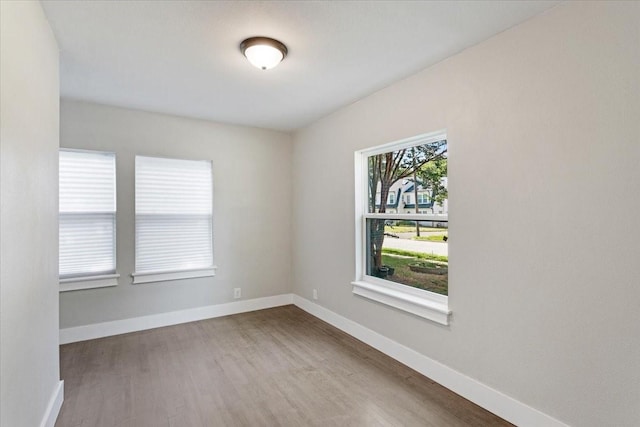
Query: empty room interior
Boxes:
[{"xmin": 1, "ymin": 1, "xmax": 639, "ymax": 426}]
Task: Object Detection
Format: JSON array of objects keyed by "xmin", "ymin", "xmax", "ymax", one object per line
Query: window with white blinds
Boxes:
[
  {"xmin": 59, "ymin": 149, "xmax": 116, "ymax": 279},
  {"xmin": 134, "ymin": 156, "xmax": 214, "ymax": 279}
]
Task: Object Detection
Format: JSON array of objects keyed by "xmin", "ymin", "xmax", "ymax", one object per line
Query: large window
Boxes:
[
  {"xmin": 353, "ymin": 132, "xmax": 450, "ymax": 325},
  {"xmin": 133, "ymin": 156, "xmax": 215, "ymax": 284},
  {"xmin": 59, "ymin": 149, "xmax": 118, "ymax": 291}
]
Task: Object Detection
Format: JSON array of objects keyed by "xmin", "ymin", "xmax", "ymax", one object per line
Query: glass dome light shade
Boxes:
[{"xmin": 240, "ymin": 37, "xmax": 288, "ymax": 70}]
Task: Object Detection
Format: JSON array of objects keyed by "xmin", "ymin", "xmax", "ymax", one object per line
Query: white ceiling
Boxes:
[{"xmin": 42, "ymin": 1, "xmax": 559, "ymax": 132}]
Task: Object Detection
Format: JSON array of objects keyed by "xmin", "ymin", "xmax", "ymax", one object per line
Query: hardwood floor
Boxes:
[{"xmin": 56, "ymin": 305, "xmax": 511, "ymax": 427}]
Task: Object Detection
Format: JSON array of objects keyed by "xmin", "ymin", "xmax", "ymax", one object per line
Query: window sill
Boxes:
[
  {"xmin": 351, "ymin": 279, "xmax": 451, "ymax": 325},
  {"xmin": 60, "ymin": 274, "xmax": 120, "ymax": 292},
  {"xmin": 131, "ymin": 267, "xmax": 217, "ymax": 284}
]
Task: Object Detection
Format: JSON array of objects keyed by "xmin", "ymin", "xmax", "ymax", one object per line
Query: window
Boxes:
[
  {"xmin": 417, "ymin": 193, "xmax": 429, "ymax": 204},
  {"xmin": 404, "ymin": 194, "xmax": 412, "ymax": 204},
  {"xmin": 388, "ymin": 192, "xmax": 396, "ymax": 205},
  {"xmin": 59, "ymin": 149, "xmax": 118, "ymax": 291},
  {"xmin": 353, "ymin": 132, "xmax": 450, "ymax": 325},
  {"xmin": 133, "ymin": 156, "xmax": 215, "ymax": 284}
]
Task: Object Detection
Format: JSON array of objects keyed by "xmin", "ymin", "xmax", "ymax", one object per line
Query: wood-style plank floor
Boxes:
[{"xmin": 56, "ymin": 305, "xmax": 511, "ymax": 427}]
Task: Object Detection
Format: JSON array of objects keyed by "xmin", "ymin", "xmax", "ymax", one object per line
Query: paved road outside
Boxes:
[{"xmin": 383, "ymin": 236, "xmax": 448, "ymax": 256}]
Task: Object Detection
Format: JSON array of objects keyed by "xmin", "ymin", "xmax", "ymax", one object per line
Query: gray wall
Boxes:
[
  {"xmin": 291, "ymin": 2, "xmax": 639, "ymax": 426},
  {"xmin": 59, "ymin": 100, "xmax": 292, "ymax": 328},
  {"xmin": 0, "ymin": 2, "xmax": 61, "ymax": 426}
]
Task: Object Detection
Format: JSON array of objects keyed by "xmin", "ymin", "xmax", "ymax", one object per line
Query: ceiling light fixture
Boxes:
[{"xmin": 240, "ymin": 37, "xmax": 288, "ymax": 70}]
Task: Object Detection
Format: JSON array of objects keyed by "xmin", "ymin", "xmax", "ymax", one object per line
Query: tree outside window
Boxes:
[{"xmin": 364, "ymin": 138, "xmax": 448, "ymax": 295}]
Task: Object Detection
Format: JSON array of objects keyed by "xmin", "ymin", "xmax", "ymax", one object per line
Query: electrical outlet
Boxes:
[
  {"xmin": 233, "ymin": 288, "xmax": 241, "ymax": 299},
  {"xmin": 313, "ymin": 289, "xmax": 318, "ymax": 300}
]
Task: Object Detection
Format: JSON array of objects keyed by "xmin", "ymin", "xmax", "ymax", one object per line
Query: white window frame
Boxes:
[
  {"xmin": 132, "ymin": 155, "xmax": 216, "ymax": 284},
  {"xmin": 352, "ymin": 131, "xmax": 450, "ymax": 325},
  {"xmin": 388, "ymin": 192, "xmax": 396, "ymax": 205},
  {"xmin": 417, "ymin": 192, "xmax": 429, "ymax": 204},
  {"xmin": 59, "ymin": 148, "xmax": 120, "ymax": 292}
]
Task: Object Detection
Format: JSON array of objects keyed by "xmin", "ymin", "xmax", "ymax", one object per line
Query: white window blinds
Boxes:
[
  {"xmin": 135, "ymin": 156, "xmax": 213, "ymax": 274},
  {"xmin": 59, "ymin": 149, "xmax": 116, "ymax": 278}
]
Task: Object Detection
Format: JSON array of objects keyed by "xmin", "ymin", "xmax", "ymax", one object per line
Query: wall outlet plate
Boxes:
[{"xmin": 233, "ymin": 288, "xmax": 241, "ymax": 299}]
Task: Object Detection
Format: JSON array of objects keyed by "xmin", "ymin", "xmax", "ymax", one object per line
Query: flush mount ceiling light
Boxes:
[{"xmin": 240, "ymin": 37, "xmax": 288, "ymax": 70}]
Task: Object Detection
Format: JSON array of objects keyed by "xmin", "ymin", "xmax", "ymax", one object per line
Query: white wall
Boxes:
[
  {"xmin": 59, "ymin": 100, "xmax": 292, "ymax": 329},
  {"xmin": 0, "ymin": 1, "xmax": 62, "ymax": 426},
  {"xmin": 292, "ymin": 2, "xmax": 640, "ymax": 426}
]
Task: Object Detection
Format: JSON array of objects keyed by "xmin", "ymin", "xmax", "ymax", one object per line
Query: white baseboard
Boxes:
[
  {"xmin": 60, "ymin": 294, "xmax": 294, "ymax": 344},
  {"xmin": 292, "ymin": 295, "xmax": 567, "ymax": 427},
  {"xmin": 40, "ymin": 380, "xmax": 64, "ymax": 427}
]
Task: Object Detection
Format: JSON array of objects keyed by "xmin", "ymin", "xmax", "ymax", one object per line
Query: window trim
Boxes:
[
  {"xmin": 131, "ymin": 267, "xmax": 217, "ymax": 284},
  {"xmin": 353, "ymin": 131, "xmax": 450, "ymax": 325},
  {"xmin": 60, "ymin": 274, "xmax": 120, "ymax": 292}
]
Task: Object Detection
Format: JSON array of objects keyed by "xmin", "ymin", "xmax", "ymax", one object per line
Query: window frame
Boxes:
[
  {"xmin": 58, "ymin": 148, "xmax": 120, "ymax": 292},
  {"xmin": 132, "ymin": 155, "xmax": 216, "ymax": 284},
  {"xmin": 352, "ymin": 131, "xmax": 450, "ymax": 325}
]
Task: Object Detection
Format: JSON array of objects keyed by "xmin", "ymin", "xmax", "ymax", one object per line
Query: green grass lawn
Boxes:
[
  {"xmin": 381, "ymin": 248, "xmax": 447, "ymax": 263},
  {"xmin": 413, "ymin": 234, "xmax": 448, "ymax": 242},
  {"xmin": 384, "ymin": 225, "xmax": 447, "ymax": 234},
  {"xmin": 381, "ymin": 254, "xmax": 448, "ymax": 295}
]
